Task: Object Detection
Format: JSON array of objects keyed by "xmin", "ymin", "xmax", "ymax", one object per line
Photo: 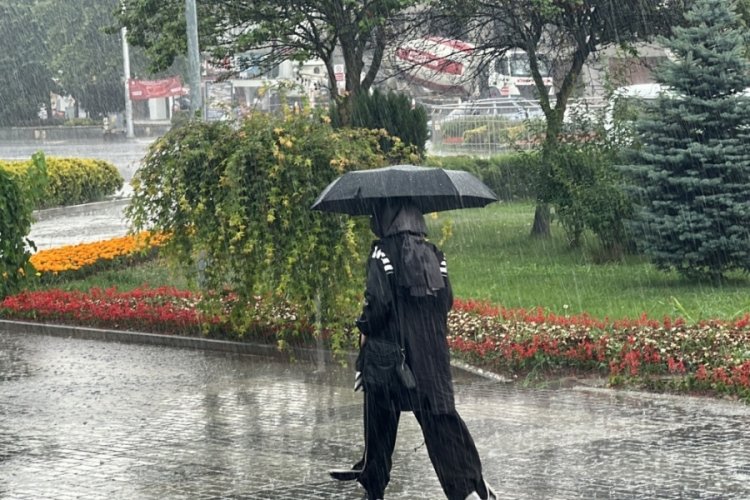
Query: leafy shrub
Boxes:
[
  {"xmin": 126, "ymin": 111, "xmax": 418, "ymax": 349},
  {"xmin": 64, "ymin": 117, "xmax": 99, "ymax": 126},
  {"xmin": 538, "ymin": 143, "xmax": 634, "ymax": 254},
  {"xmin": 424, "ymin": 153, "xmax": 538, "ymax": 201},
  {"xmin": 0, "ymin": 152, "xmax": 47, "ymax": 298},
  {"xmin": 0, "ymin": 157, "xmax": 123, "ymax": 209},
  {"xmin": 331, "ymin": 89, "xmax": 429, "ymax": 154}
]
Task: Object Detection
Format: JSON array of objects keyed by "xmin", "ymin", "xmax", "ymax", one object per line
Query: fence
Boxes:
[{"xmin": 424, "ymin": 97, "xmax": 608, "ymax": 157}]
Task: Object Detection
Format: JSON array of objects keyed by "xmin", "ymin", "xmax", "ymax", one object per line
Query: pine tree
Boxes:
[{"xmin": 621, "ymin": 0, "xmax": 750, "ymax": 280}]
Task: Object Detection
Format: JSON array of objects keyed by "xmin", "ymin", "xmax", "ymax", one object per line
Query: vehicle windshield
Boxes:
[{"xmin": 496, "ymin": 53, "xmax": 550, "ymax": 77}]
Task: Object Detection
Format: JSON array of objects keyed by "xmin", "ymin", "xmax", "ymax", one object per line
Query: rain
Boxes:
[{"xmin": 2, "ymin": 0, "xmax": 750, "ymax": 498}]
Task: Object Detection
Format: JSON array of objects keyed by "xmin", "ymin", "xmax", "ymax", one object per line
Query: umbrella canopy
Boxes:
[{"xmin": 311, "ymin": 164, "xmax": 498, "ymax": 215}]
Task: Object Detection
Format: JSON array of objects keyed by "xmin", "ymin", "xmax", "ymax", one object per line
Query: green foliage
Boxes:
[
  {"xmin": 38, "ymin": 0, "xmax": 159, "ymax": 119},
  {"xmin": 38, "ymin": 201, "xmax": 750, "ymax": 323},
  {"xmin": 0, "ymin": 2, "xmax": 54, "ymax": 125},
  {"xmin": 0, "ymin": 152, "xmax": 47, "ymax": 298},
  {"xmin": 0, "ymin": 157, "xmax": 123, "ymax": 209},
  {"xmin": 424, "ymin": 153, "xmax": 538, "ymax": 201},
  {"xmin": 126, "ymin": 111, "xmax": 415, "ymax": 349},
  {"xmin": 620, "ymin": 0, "xmax": 750, "ymax": 280},
  {"xmin": 538, "ymin": 143, "xmax": 634, "ymax": 255},
  {"xmin": 331, "ymin": 89, "xmax": 429, "ymax": 154}
]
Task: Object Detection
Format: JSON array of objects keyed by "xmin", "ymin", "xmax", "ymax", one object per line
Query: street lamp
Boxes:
[
  {"xmin": 186, "ymin": 0, "xmax": 203, "ymax": 117},
  {"xmin": 121, "ymin": 26, "xmax": 135, "ymax": 138}
]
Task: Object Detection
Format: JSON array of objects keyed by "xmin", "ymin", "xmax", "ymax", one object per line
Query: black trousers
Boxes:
[{"xmin": 357, "ymin": 390, "xmax": 488, "ymax": 500}]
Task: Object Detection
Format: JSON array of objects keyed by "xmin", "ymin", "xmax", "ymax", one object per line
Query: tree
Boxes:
[
  {"xmin": 118, "ymin": 0, "xmax": 418, "ymax": 125},
  {"xmin": 621, "ymin": 0, "xmax": 750, "ymax": 280},
  {"xmin": 0, "ymin": 153, "xmax": 47, "ymax": 298},
  {"xmin": 0, "ymin": 0, "xmax": 154, "ymax": 125},
  {"xmin": 36, "ymin": 0, "xmax": 126, "ymax": 118},
  {"xmin": 0, "ymin": 1, "xmax": 55, "ymax": 125},
  {"xmin": 432, "ymin": 0, "xmax": 689, "ymax": 236}
]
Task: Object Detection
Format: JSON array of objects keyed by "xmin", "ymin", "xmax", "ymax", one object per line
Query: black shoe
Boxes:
[{"xmin": 328, "ymin": 466, "xmax": 362, "ymax": 481}]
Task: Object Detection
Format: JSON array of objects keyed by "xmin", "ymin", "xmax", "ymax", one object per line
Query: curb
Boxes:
[
  {"xmin": 0, "ymin": 319, "xmax": 503, "ymax": 381},
  {"xmin": 33, "ymin": 198, "xmax": 131, "ymax": 221},
  {"xmin": 0, "ymin": 319, "xmax": 357, "ymax": 366}
]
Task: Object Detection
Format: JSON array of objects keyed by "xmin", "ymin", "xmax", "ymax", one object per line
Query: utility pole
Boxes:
[
  {"xmin": 185, "ymin": 0, "xmax": 203, "ymax": 117},
  {"xmin": 121, "ymin": 26, "xmax": 135, "ymax": 138}
]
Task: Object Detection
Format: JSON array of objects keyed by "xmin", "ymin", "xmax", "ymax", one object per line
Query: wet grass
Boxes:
[
  {"xmin": 45, "ymin": 202, "xmax": 750, "ymax": 323},
  {"xmin": 33, "ymin": 257, "xmax": 192, "ymax": 293},
  {"xmin": 430, "ymin": 202, "xmax": 750, "ymax": 322}
]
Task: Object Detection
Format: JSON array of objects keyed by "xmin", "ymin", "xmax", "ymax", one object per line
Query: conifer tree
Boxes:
[{"xmin": 621, "ymin": 0, "xmax": 750, "ymax": 280}]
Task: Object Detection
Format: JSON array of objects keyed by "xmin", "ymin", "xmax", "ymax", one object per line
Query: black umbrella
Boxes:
[{"xmin": 311, "ymin": 164, "xmax": 498, "ymax": 215}]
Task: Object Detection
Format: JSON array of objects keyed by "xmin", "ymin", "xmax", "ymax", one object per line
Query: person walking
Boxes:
[{"xmin": 353, "ymin": 201, "xmax": 496, "ymax": 500}]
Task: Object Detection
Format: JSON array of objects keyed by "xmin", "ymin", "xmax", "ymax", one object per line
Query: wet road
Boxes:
[
  {"xmin": 0, "ymin": 138, "xmax": 154, "ymax": 184},
  {"xmin": 1, "ymin": 329, "xmax": 750, "ymax": 499},
  {"xmin": 29, "ymin": 199, "xmax": 131, "ymax": 251}
]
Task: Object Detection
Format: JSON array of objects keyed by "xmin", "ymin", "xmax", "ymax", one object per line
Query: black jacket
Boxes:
[{"xmin": 357, "ymin": 236, "xmax": 455, "ymax": 414}]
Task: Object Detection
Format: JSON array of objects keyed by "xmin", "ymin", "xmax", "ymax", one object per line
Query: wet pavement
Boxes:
[{"xmin": 2, "ymin": 329, "xmax": 750, "ymax": 499}]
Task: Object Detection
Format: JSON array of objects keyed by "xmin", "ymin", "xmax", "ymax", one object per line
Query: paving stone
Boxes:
[{"xmin": 2, "ymin": 329, "xmax": 750, "ymax": 499}]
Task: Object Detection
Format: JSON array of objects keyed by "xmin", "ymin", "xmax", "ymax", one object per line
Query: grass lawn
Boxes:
[
  {"xmin": 431, "ymin": 202, "xmax": 750, "ymax": 322},
  {"xmin": 40, "ymin": 202, "xmax": 750, "ymax": 323}
]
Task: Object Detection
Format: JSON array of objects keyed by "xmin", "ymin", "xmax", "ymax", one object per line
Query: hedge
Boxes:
[
  {"xmin": 424, "ymin": 153, "xmax": 539, "ymax": 201},
  {"xmin": 0, "ymin": 157, "xmax": 123, "ymax": 209}
]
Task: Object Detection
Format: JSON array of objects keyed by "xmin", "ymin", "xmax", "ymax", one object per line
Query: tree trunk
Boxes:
[
  {"xmin": 530, "ymin": 115, "xmax": 561, "ymax": 238},
  {"xmin": 528, "ymin": 40, "xmax": 589, "ymax": 239},
  {"xmin": 531, "ymin": 203, "xmax": 551, "ymax": 238},
  {"xmin": 334, "ymin": 94, "xmax": 353, "ymax": 127}
]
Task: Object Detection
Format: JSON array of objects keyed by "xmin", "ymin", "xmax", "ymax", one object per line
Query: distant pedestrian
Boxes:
[{"xmin": 352, "ymin": 201, "xmax": 496, "ymax": 500}]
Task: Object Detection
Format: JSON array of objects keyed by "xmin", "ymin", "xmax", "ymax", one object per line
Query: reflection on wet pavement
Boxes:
[{"xmin": 1, "ymin": 330, "xmax": 750, "ymax": 499}]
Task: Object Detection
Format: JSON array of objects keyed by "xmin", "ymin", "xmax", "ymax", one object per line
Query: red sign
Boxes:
[{"xmin": 128, "ymin": 77, "xmax": 188, "ymax": 100}]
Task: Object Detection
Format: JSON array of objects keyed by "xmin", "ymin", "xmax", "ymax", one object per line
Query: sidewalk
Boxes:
[{"xmin": 2, "ymin": 325, "xmax": 750, "ymax": 499}]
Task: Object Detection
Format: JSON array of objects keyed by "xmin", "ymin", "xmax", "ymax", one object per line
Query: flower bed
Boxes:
[
  {"xmin": 0, "ymin": 286, "xmax": 207, "ymax": 335},
  {"xmin": 2, "ymin": 279, "xmax": 750, "ymax": 401},
  {"xmin": 0, "ymin": 286, "xmax": 317, "ymax": 347},
  {"xmin": 30, "ymin": 232, "xmax": 167, "ymax": 281},
  {"xmin": 448, "ymin": 298, "xmax": 750, "ymax": 401}
]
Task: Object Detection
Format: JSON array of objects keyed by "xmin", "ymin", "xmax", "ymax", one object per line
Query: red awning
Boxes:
[{"xmin": 128, "ymin": 77, "xmax": 188, "ymax": 100}]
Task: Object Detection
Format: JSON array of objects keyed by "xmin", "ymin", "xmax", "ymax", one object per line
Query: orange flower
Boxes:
[{"xmin": 30, "ymin": 231, "xmax": 168, "ymax": 275}]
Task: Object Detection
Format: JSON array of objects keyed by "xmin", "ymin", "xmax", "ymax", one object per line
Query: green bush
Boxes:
[
  {"xmin": 126, "ymin": 111, "xmax": 418, "ymax": 350},
  {"xmin": 331, "ymin": 89, "xmax": 429, "ymax": 154},
  {"xmin": 0, "ymin": 157, "xmax": 123, "ymax": 209},
  {"xmin": 539, "ymin": 143, "xmax": 633, "ymax": 254},
  {"xmin": 424, "ymin": 153, "xmax": 538, "ymax": 201},
  {"xmin": 64, "ymin": 118, "xmax": 99, "ymax": 126},
  {"xmin": 1, "ymin": 152, "xmax": 47, "ymax": 298}
]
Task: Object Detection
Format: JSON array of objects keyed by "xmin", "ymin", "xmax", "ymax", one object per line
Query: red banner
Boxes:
[{"xmin": 128, "ymin": 77, "xmax": 188, "ymax": 100}]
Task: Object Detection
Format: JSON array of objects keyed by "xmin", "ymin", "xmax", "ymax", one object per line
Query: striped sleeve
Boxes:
[{"xmin": 371, "ymin": 245, "xmax": 394, "ymax": 275}]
